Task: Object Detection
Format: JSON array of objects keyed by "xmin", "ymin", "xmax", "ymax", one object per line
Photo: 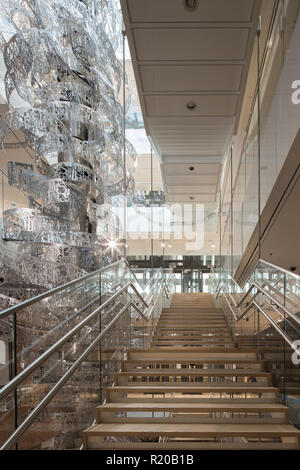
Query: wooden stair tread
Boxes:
[
  {"xmin": 158, "ymin": 321, "xmax": 226, "ymax": 323},
  {"xmin": 109, "ymin": 385, "xmax": 276, "ymax": 392},
  {"xmin": 152, "ymin": 342, "xmax": 234, "ymax": 345},
  {"xmin": 85, "ymin": 423, "xmax": 299, "ymax": 437},
  {"xmin": 154, "ymin": 334, "xmax": 232, "ymax": 337},
  {"xmin": 128, "ymin": 348, "xmax": 255, "ymax": 353},
  {"xmin": 98, "ymin": 402, "xmax": 287, "ymax": 412},
  {"xmin": 119, "ymin": 369, "xmax": 269, "ymax": 376},
  {"xmin": 154, "ymin": 336, "xmax": 233, "ymax": 340},
  {"xmin": 124, "ymin": 359, "xmax": 262, "ymax": 364},
  {"xmin": 156, "ymin": 328, "xmax": 229, "ymax": 331},
  {"xmin": 161, "ymin": 315, "xmax": 225, "ymax": 317}
]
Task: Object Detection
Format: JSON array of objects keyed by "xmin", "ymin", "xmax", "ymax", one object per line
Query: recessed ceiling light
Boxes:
[
  {"xmin": 184, "ymin": 0, "xmax": 199, "ymax": 11},
  {"xmin": 186, "ymin": 101, "xmax": 196, "ymax": 110}
]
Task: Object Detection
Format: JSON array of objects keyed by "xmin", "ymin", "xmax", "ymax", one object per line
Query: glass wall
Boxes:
[
  {"xmin": 216, "ymin": 2, "xmax": 300, "ymax": 427},
  {"xmin": 220, "ymin": 0, "xmax": 300, "ymax": 282}
]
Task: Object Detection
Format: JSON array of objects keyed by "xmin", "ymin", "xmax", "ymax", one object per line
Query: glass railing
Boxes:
[
  {"xmin": 0, "ymin": 260, "xmax": 175, "ymax": 449},
  {"xmin": 210, "ymin": 259, "xmax": 300, "ymax": 430}
]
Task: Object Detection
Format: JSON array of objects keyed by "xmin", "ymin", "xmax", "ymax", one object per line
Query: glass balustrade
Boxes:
[
  {"xmin": 0, "ymin": 261, "xmax": 175, "ymax": 449},
  {"xmin": 211, "ymin": 260, "xmax": 300, "ymax": 431}
]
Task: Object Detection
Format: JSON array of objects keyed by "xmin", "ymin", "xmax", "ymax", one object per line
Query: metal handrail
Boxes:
[
  {"xmin": 252, "ymin": 300, "xmax": 295, "ymax": 348},
  {"xmin": 211, "ymin": 270, "xmax": 300, "ymax": 352},
  {"xmin": 142, "ymin": 272, "xmax": 175, "ymax": 315},
  {"xmin": 0, "ymin": 271, "xmax": 173, "ymax": 450},
  {"xmin": 0, "ymin": 258, "xmax": 161, "ymax": 319},
  {"xmin": 142, "ymin": 278, "xmax": 168, "ymax": 317},
  {"xmin": 223, "ymin": 278, "xmax": 300, "ymax": 327},
  {"xmin": 217, "ymin": 278, "xmax": 298, "ymax": 349},
  {"xmin": 264, "ymin": 298, "xmax": 300, "ymax": 337},
  {"xmin": 131, "ymin": 266, "xmax": 162, "ymax": 292},
  {"xmin": 0, "ymin": 299, "xmax": 147, "ymax": 450},
  {"xmin": 0, "ymin": 283, "xmax": 130, "ymax": 402},
  {"xmin": 0, "ymin": 256, "xmax": 174, "ymax": 449},
  {"xmin": 258, "ymin": 279, "xmax": 299, "ymax": 309},
  {"xmin": 0, "ymin": 281, "xmax": 151, "ymax": 403},
  {"xmin": 211, "ymin": 262, "xmax": 300, "ymax": 326},
  {"xmin": 255, "ymin": 258, "xmax": 300, "ymax": 280},
  {"xmin": 0, "ymin": 259, "xmax": 119, "ymax": 318},
  {"xmin": 213, "ymin": 258, "xmax": 300, "ymax": 292}
]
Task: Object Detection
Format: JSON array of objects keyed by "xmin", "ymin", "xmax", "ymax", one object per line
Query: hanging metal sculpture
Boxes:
[{"xmin": 0, "ymin": 0, "xmax": 136, "ymax": 299}]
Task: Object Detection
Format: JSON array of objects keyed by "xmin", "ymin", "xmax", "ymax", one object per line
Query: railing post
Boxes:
[
  {"xmin": 13, "ymin": 311, "xmax": 18, "ymax": 450},
  {"xmin": 257, "ymin": 305, "xmax": 260, "ymax": 350},
  {"xmin": 283, "ymin": 272, "xmax": 287, "ymax": 406},
  {"xmin": 129, "ymin": 305, "xmax": 132, "ymax": 349},
  {"xmin": 99, "ymin": 272, "xmax": 102, "ymax": 405}
]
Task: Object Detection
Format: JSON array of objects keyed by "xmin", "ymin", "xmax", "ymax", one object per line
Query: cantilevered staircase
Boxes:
[{"xmin": 83, "ymin": 293, "xmax": 300, "ymax": 450}]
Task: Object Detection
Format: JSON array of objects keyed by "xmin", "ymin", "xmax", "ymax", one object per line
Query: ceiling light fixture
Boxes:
[
  {"xmin": 184, "ymin": 0, "xmax": 199, "ymax": 11},
  {"xmin": 186, "ymin": 101, "xmax": 196, "ymax": 110}
]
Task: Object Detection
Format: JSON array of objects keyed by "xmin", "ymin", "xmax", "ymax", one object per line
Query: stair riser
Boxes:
[
  {"xmin": 84, "ymin": 432, "xmax": 300, "ymax": 449},
  {"xmin": 156, "ymin": 328, "xmax": 229, "ymax": 332},
  {"xmin": 122, "ymin": 362, "xmax": 263, "ymax": 371},
  {"xmin": 153, "ymin": 337, "xmax": 233, "ymax": 340},
  {"xmin": 151, "ymin": 344, "xmax": 234, "ymax": 347},
  {"xmin": 162, "ymin": 308, "xmax": 222, "ymax": 311},
  {"xmin": 151, "ymin": 341, "xmax": 234, "ymax": 344},
  {"xmin": 108, "ymin": 397, "xmax": 280, "ymax": 404},
  {"xmin": 158, "ymin": 322, "xmax": 227, "ymax": 325},
  {"xmin": 159, "ymin": 319, "xmax": 226, "ymax": 322},
  {"xmin": 157, "ymin": 325, "xmax": 227, "ymax": 328},
  {"xmin": 116, "ymin": 377, "xmax": 270, "ymax": 386},
  {"xmin": 84, "ymin": 440, "xmax": 300, "ymax": 450},
  {"xmin": 157, "ymin": 324, "xmax": 228, "ymax": 326},
  {"xmin": 128, "ymin": 353, "xmax": 258, "ymax": 360},
  {"xmin": 85, "ymin": 431, "xmax": 299, "ymax": 438},
  {"xmin": 162, "ymin": 310, "xmax": 223, "ymax": 312},
  {"xmin": 108, "ymin": 390, "xmax": 279, "ymax": 402},
  {"xmin": 160, "ymin": 320, "xmax": 226, "ymax": 324},
  {"xmin": 153, "ymin": 339, "xmax": 233, "ymax": 343},
  {"xmin": 152, "ymin": 341, "xmax": 234, "ymax": 344},
  {"xmin": 97, "ymin": 416, "xmax": 288, "ymax": 425}
]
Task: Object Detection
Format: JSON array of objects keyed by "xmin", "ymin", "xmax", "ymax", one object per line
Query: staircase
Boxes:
[{"xmin": 83, "ymin": 293, "xmax": 300, "ymax": 450}]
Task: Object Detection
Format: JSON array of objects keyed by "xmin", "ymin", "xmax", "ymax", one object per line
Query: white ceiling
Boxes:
[{"xmin": 121, "ymin": 0, "xmax": 261, "ymax": 204}]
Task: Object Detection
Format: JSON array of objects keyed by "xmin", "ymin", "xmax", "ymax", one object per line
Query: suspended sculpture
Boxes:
[{"xmin": 0, "ymin": 0, "xmax": 137, "ymax": 299}]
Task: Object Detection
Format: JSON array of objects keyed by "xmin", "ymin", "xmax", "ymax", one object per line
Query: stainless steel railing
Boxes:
[
  {"xmin": 0, "ymin": 260, "xmax": 175, "ymax": 450},
  {"xmin": 0, "ymin": 295, "xmax": 141, "ymax": 450},
  {"xmin": 0, "ymin": 259, "xmax": 145, "ymax": 319},
  {"xmin": 210, "ymin": 260, "xmax": 300, "ymax": 351}
]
